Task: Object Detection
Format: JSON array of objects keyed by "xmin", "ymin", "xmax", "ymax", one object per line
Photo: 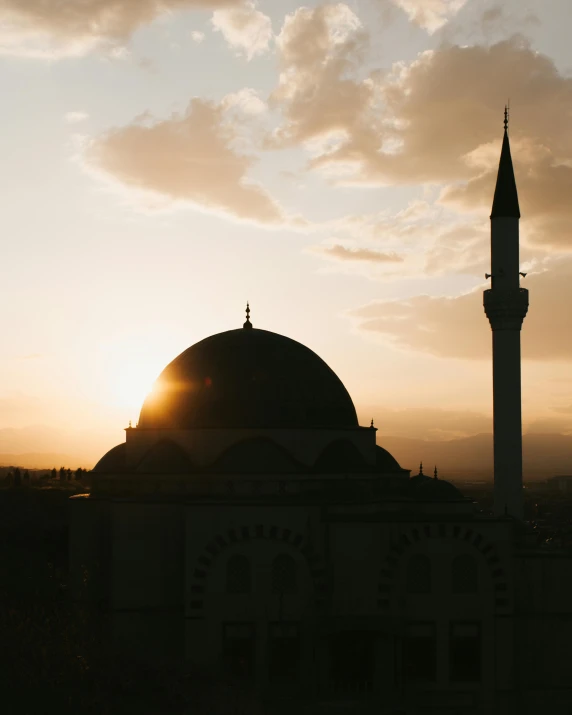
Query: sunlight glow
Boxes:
[
  {"xmin": 96, "ymin": 337, "xmax": 167, "ymax": 415},
  {"xmin": 108, "ymin": 362, "xmax": 156, "ymax": 412}
]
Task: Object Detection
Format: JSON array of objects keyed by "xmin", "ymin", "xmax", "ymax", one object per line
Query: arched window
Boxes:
[
  {"xmin": 272, "ymin": 554, "xmax": 297, "ymax": 594},
  {"xmin": 226, "ymin": 554, "xmax": 251, "ymax": 594},
  {"xmin": 451, "ymin": 554, "xmax": 478, "ymax": 594},
  {"xmin": 406, "ymin": 554, "xmax": 432, "ymax": 594}
]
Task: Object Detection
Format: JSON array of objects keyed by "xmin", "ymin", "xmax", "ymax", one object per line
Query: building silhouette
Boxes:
[
  {"xmin": 70, "ymin": 116, "xmax": 572, "ymax": 714},
  {"xmin": 484, "ymin": 107, "xmax": 529, "ymax": 521}
]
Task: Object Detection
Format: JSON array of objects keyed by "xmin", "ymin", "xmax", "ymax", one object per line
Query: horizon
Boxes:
[
  {"xmin": 2, "ymin": 429, "xmax": 572, "ymax": 477},
  {"xmin": 2, "ymin": 0, "xmax": 572, "ymax": 471}
]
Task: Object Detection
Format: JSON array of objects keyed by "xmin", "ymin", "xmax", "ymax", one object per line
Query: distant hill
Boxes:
[
  {"xmin": 0, "ymin": 425, "xmax": 117, "ymax": 470},
  {"xmin": 379, "ymin": 432, "xmax": 572, "ymax": 481}
]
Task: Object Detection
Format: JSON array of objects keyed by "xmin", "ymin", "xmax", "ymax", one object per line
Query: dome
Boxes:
[
  {"xmin": 138, "ymin": 327, "xmax": 359, "ymax": 430},
  {"xmin": 92, "ymin": 443, "xmax": 126, "ymax": 473},
  {"xmin": 408, "ymin": 474, "xmax": 464, "ymax": 501},
  {"xmin": 375, "ymin": 445, "xmax": 403, "ymax": 473}
]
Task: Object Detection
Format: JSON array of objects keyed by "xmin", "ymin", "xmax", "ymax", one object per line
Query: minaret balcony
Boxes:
[{"xmin": 484, "ymin": 288, "xmax": 529, "ymax": 331}]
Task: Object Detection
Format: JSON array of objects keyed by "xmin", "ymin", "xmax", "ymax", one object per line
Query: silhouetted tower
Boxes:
[{"xmin": 484, "ymin": 108, "xmax": 528, "ymax": 520}]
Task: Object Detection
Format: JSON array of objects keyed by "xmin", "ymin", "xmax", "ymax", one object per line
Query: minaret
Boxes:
[{"xmin": 484, "ymin": 108, "xmax": 528, "ymax": 520}]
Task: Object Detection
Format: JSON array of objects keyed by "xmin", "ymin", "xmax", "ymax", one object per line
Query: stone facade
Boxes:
[{"xmin": 69, "ymin": 472, "xmax": 572, "ymax": 715}]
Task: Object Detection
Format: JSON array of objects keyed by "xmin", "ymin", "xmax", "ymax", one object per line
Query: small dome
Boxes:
[
  {"xmin": 408, "ymin": 475, "xmax": 464, "ymax": 501},
  {"xmin": 136, "ymin": 440, "xmax": 195, "ymax": 474},
  {"xmin": 138, "ymin": 328, "xmax": 358, "ymax": 430},
  {"xmin": 314, "ymin": 440, "xmax": 368, "ymax": 473},
  {"xmin": 92, "ymin": 443, "xmax": 126, "ymax": 473},
  {"xmin": 211, "ymin": 438, "xmax": 301, "ymax": 474},
  {"xmin": 375, "ymin": 445, "xmax": 404, "ymax": 473}
]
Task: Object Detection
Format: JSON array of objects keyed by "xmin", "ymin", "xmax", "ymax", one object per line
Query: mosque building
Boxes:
[{"xmin": 70, "ymin": 116, "xmax": 572, "ymax": 715}]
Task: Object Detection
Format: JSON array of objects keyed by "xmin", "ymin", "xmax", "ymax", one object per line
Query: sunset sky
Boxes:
[{"xmin": 1, "ymin": 0, "xmax": 572, "ymax": 465}]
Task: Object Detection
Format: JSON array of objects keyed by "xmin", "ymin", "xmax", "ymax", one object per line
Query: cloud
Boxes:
[
  {"xmin": 475, "ymin": 3, "xmax": 540, "ymax": 39},
  {"xmin": 0, "ymin": 0, "xmax": 245, "ymax": 57},
  {"xmin": 352, "ymin": 289, "xmax": 489, "ymax": 359},
  {"xmin": 312, "ymin": 244, "xmax": 404, "ymax": 264},
  {"xmin": 442, "ymin": 135, "xmax": 572, "ymax": 249},
  {"xmin": 388, "ymin": 0, "xmax": 468, "ymax": 33},
  {"xmin": 191, "ymin": 30, "xmax": 205, "ymax": 43},
  {"xmin": 318, "ymin": 38, "xmax": 572, "ymax": 187},
  {"xmin": 222, "ymin": 87, "xmax": 267, "ymax": 115},
  {"xmin": 211, "ymin": 1, "xmax": 272, "ymax": 60},
  {"xmin": 86, "ymin": 97, "xmax": 285, "ymax": 224},
  {"xmin": 351, "ymin": 258, "xmax": 572, "ymax": 361},
  {"xmin": 64, "ymin": 111, "xmax": 89, "ymax": 124},
  {"xmin": 268, "ymin": 4, "xmax": 370, "ymax": 150},
  {"xmin": 422, "ymin": 222, "xmax": 487, "ymax": 275},
  {"xmin": 270, "ymin": 29, "xmax": 572, "ymax": 251},
  {"xmin": 313, "ymin": 200, "xmax": 494, "ymax": 278}
]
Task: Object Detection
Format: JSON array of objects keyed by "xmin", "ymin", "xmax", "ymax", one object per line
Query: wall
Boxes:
[
  {"xmin": 514, "ymin": 551, "xmax": 572, "ymax": 715},
  {"xmin": 71, "ymin": 493, "xmax": 572, "ymax": 714}
]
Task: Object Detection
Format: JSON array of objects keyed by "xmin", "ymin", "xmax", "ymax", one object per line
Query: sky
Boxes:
[{"xmin": 1, "ymin": 0, "xmax": 572, "ymax": 466}]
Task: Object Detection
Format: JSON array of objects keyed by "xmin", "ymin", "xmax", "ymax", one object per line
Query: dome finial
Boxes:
[
  {"xmin": 434, "ymin": 465, "xmax": 438, "ymax": 480},
  {"xmin": 243, "ymin": 301, "xmax": 252, "ymax": 329},
  {"xmin": 370, "ymin": 418, "xmax": 375, "ymax": 429},
  {"xmin": 419, "ymin": 461, "xmax": 424, "ymax": 476}
]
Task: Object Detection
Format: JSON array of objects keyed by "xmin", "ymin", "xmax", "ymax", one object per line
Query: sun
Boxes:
[
  {"xmin": 109, "ymin": 361, "xmax": 158, "ymax": 412},
  {"xmin": 97, "ymin": 337, "xmax": 166, "ymax": 416}
]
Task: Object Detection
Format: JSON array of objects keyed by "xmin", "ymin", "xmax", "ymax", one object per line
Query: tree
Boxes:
[{"xmin": 51, "ymin": 468, "xmax": 57, "ymax": 480}]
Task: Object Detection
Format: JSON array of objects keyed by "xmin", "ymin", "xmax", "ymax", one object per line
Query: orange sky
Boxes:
[{"xmin": 1, "ymin": 0, "xmax": 572, "ymax": 467}]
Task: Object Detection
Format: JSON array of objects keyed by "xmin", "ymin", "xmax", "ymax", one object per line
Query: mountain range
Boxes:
[{"xmin": 380, "ymin": 433, "xmax": 572, "ymax": 481}]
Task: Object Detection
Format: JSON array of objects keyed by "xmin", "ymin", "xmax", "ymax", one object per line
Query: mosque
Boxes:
[{"xmin": 70, "ymin": 116, "xmax": 572, "ymax": 715}]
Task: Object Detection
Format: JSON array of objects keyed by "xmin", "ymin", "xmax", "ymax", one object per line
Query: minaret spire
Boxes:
[
  {"xmin": 491, "ymin": 106, "xmax": 520, "ymax": 219},
  {"xmin": 484, "ymin": 108, "xmax": 529, "ymax": 520}
]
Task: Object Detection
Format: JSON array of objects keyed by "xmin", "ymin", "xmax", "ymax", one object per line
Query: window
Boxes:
[
  {"xmin": 452, "ymin": 554, "xmax": 478, "ymax": 594},
  {"xmin": 406, "ymin": 554, "xmax": 432, "ymax": 594},
  {"xmin": 403, "ymin": 622, "xmax": 437, "ymax": 682},
  {"xmin": 272, "ymin": 553, "xmax": 297, "ymax": 594},
  {"xmin": 329, "ymin": 631, "xmax": 375, "ymax": 693},
  {"xmin": 226, "ymin": 554, "xmax": 251, "ymax": 594},
  {"xmin": 449, "ymin": 622, "xmax": 481, "ymax": 682},
  {"xmin": 268, "ymin": 622, "xmax": 301, "ymax": 681},
  {"xmin": 222, "ymin": 622, "xmax": 256, "ymax": 680}
]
